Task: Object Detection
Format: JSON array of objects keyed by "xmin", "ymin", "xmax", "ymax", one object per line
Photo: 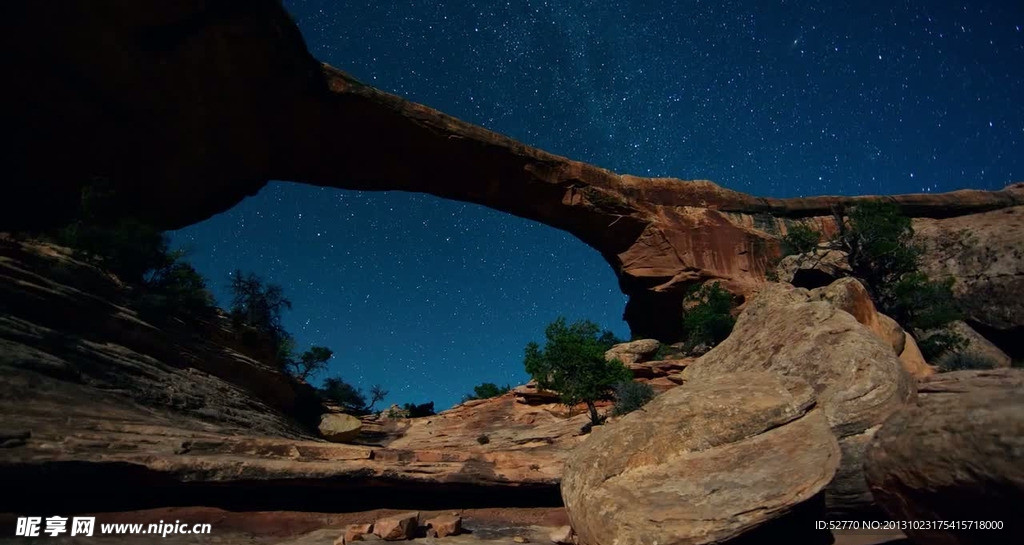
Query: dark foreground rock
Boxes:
[
  {"xmin": 865, "ymin": 369, "xmax": 1024, "ymax": 545},
  {"xmin": 562, "ymin": 372, "xmax": 840, "ymax": 545}
]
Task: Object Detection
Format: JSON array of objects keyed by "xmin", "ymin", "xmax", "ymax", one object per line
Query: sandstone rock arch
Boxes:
[{"xmin": 4, "ymin": 1, "xmax": 1022, "ymax": 339}]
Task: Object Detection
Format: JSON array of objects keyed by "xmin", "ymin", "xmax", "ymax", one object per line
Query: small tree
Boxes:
[
  {"xmin": 781, "ymin": 223, "xmax": 822, "ymax": 256},
  {"xmin": 524, "ymin": 317, "xmax": 632, "ymax": 426},
  {"xmin": 229, "ymin": 270, "xmax": 291, "ymax": 333},
  {"xmin": 403, "ymin": 401, "xmax": 436, "ymax": 418},
  {"xmin": 682, "ymin": 282, "xmax": 736, "ymax": 348},
  {"xmin": 228, "ymin": 270, "xmax": 292, "ymax": 361},
  {"xmin": 287, "ymin": 345, "xmax": 333, "ymax": 381},
  {"xmin": 463, "ymin": 382, "xmax": 512, "ymax": 402},
  {"xmin": 319, "ymin": 376, "xmax": 367, "ymax": 413},
  {"xmin": 837, "ymin": 201, "xmax": 965, "ymax": 360},
  {"xmin": 367, "ymin": 384, "xmax": 388, "ymax": 411}
]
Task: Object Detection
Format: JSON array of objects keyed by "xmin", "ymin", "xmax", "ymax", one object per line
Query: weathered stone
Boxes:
[
  {"xmin": 604, "ymin": 339, "xmax": 660, "ymax": 365},
  {"xmin": 931, "ymin": 320, "xmax": 1012, "ymax": 369},
  {"xmin": 915, "ymin": 205, "xmax": 1024, "ymax": 357},
  {"xmin": 776, "ymin": 248, "xmax": 852, "ymax": 288},
  {"xmin": 318, "ymin": 414, "xmax": 362, "ymax": 443},
  {"xmin": 344, "ymin": 523, "xmax": 374, "ymax": 544},
  {"xmin": 424, "ymin": 515, "xmax": 461, "ymax": 538},
  {"xmin": 865, "ymin": 369, "xmax": 1024, "ymax": 545},
  {"xmin": 562, "ymin": 372, "xmax": 840, "ymax": 545},
  {"xmin": 373, "ymin": 512, "xmax": 418, "ymax": 541},
  {"xmin": 548, "ymin": 526, "xmax": 574, "ymax": 545},
  {"xmin": 898, "ymin": 333, "xmax": 936, "ymax": 378},
  {"xmin": 682, "ymin": 281, "xmax": 914, "ymax": 514},
  {"xmin": 511, "ymin": 381, "xmax": 561, "ymax": 405}
]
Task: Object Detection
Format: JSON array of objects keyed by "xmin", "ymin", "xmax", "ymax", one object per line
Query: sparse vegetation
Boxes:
[
  {"xmin": 319, "ymin": 376, "xmax": 368, "ymax": 413},
  {"xmin": 681, "ymin": 282, "xmax": 736, "ymax": 349},
  {"xmin": 47, "ymin": 183, "xmax": 216, "ymax": 320},
  {"xmin": 463, "ymin": 382, "xmax": 512, "ymax": 402},
  {"xmin": 524, "ymin": 317, "xmax": 632, "ymax": 426},
  {"xmin": 781, "ymin": 223, "xmax": 822, "ymax": 256},
  {"xmin": 403, "ymin": 401, "xmax": 436, "ymax": 418},
  {"xmin": 476, "ymin": 434, "xmax": 490, "ymax": 445},
  {"xmin": 611, "ymin": 381, "xmax": 655, "ymax": 416},
  {"xmin": 287, "ymin": 346, "xmax": 333, "ymax": 382},
  {"xmin": 836, "ymin": 201, "xmax": 965, "ymax": 360}
]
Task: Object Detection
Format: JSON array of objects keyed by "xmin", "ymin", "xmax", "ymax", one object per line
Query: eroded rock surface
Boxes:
[
  {"xmin": 865, "ymin": 369, "xmax": 1024, "ymax": 545},
  {"xmin": 914, "ymin": 205, "xmax": 1024, "ymax": 358},
  {"xmin": 682, "ymin": 281, "xmax": 914, "ymax": 514},
  {"xmin": 0, "ymin": 237, "xmax": 581, "ymax": 513},
  {"xmin": 562, "ymin": 372, "xmax": 840, "ymax": 545}
]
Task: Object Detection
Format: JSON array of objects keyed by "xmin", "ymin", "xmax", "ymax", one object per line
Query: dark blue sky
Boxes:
[{"xmin": 172, "ymin": 0, "xmax": 1023, "ymax": 410}]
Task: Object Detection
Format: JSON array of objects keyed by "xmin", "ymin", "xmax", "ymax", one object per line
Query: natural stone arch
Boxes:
[{"xmin": 5, "ymin": 1, "xmax": 1023, "ymax": 339}]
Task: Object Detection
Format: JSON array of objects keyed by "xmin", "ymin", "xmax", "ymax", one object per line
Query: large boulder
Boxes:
[
  {"xmin": 865, "ymin": 369, "xmax": 1024, "ymax": 545},
  {"xmin": 808, "ymin": 277, "xmax": 935, "ymax": 378},
  {"xmin": 562, "ymin": 372, "xmax": 840, "ymax": 545},
  {"xmin": 604, "ymin": 339, "xmax": 660, "ymax": 365},
  {"xmin": 318, "ymin": 413, "xmax": 362, "ymax": 443},
  {"xmin": 682, "ymin": 281, "xmax": 914, "ymax": 514}
]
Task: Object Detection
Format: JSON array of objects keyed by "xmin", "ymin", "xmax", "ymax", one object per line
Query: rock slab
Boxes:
[
  {"xmin": 865, "ymin": 369, "xmax": 1024, "ymax": 545},
  {"xmin": 319, "ymin": 413, "xmax": 363, "ymax": 443},
  {"xmin": 682, "ymin": 281, "xmax": 914, "ymax": 514},
  {"xmin": 562, "ymin": 372, "xmax": 840, "ymax": 545}
]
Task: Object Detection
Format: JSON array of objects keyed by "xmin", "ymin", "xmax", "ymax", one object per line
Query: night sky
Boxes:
[{"xmin": 172, "ymin": 1, "xmax": 1024, "ymax": 410}]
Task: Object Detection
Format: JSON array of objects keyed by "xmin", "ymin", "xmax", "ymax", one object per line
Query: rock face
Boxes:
[
  {"xmin": 604, "ymin": 339, "xmax": 660, "ymax": 364},
  {"xmin": 682, "ymin": 281, "xmax": 914, "ymax": 514},
  {"xmin": 5, "ymin": 2, "xmax": 1023, "ymax": 340},
  {"xmin": 562, "ymin": 372, "xmax": 840, "ymax": 545},
  {"xmin": 865, "ymin": 370, "xmax": 1024, "ymax": 545},
  {"xmin": 319, "ymin": 413, "xmax": 363, "ymax": 443},
  {"xmin": 807, "ymin": 277, "xmax": 934, "ymax": 378},
  {"xmin": 931, "ymin": 320, "xmax": 1012, "ymax": 369},
  {"xmin": 0, "ymin": 237, "xmax": 579, "ymax": 513},
  {"xmin": 914, "ymin": 205, "xmax": 1024, "ymax": 358},
  {"xmin": 775, "ymin": 249, "xmax": 852, "ymax": 288}
]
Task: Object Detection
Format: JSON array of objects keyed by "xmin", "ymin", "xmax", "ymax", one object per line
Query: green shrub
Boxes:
[
  {"xmin": 682, "ymin": 282, "xmax": 736, "ymax": 348},
  {"xmin": 524, "ymin": 317, "xmax": 632, "ymax": 425},
  {"xmin": 837, "ymin": 201, "xmax": 965, "ymax": 359},
  {"xmin": 918, "ymin": 329, "xmax": 968, "ymax": 362},
  {"xmin": 463, "ymin": 382, "xmax": 512, "ymax": 402},
  {"xmin": 781, "ymin": 223, "xmax": 821, "ymax": 256},
  {"xmin": 403, "ymin": 401, "xmax": 436, "ymax": 418},
  {"xmin": 611, "ymin": 381, "xmax": 655, "ymax": 416},
  {"xmin": 140, "ymin": 260, "xmax": 216, "ymax": 318},
  {"xmin": 938, "ymin": 351, "xmax": 999, "ymax": 372}
]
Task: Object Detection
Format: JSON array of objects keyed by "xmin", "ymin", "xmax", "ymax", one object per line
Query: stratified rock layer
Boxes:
[
  {"xmin": 682, "ymin": 281, "xmax": 914, "ymax": 514},
  {"xmin": 865, "ymin": 370, "xmax": 1024, "ymax": 545},
  {"xmin": 5, "ymin": 2, "xmax": 1023, "ymax": 340},
  {"xmin": 562, "ymin": 372, "xmax": 840, "ymax": 545}
]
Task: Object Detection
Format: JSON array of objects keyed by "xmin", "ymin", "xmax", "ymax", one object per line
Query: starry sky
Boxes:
[{"xmin": 172, "ymin": 0, "xmax": 1024, "ymax": 410}]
